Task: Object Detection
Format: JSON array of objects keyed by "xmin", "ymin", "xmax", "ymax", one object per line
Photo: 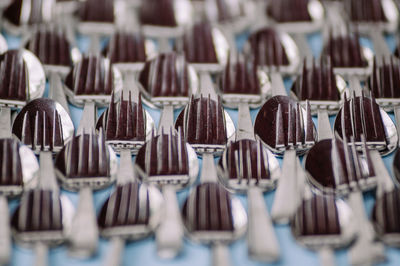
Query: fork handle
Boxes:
[
  {"xmin": 156, "ymin": 185, "xmax": 184, "ymax": 258},
  {"xmin": 89, "ymin": 34, "xmax": 101, "ymax": 55},
  {"xmin": 270, "ymin": 72, "xmax": 286, "ymax": 97},
  {"xmin": 49, "ymin": 71, "xmax": 70, "ymax": 115},
  {"xmin": 77, "ymin": 102, "xmax": 96, "ymax": 135},
  {"xmin": 199, "ymin": 72, "xmax": 218, "ymax": 100},
  {"xmin": 348, "ymin": 191, "xmax": 386, "ymax": 265},
  {"xmin": 0, "ymin": 106, "xmax": 11, "ymax": 138},
  {"xmin": 68, "ymin": 187, "xmax": 99, "ymax": 258},
  {"xmin": 212, "ymin": 243, "xmax": 231, "ymax": 266},
  {"xmin": 317, "ymin": 110, "xmax": 332, "ymax": 140},
  {"xmin": 34, "ymin": 242, "xmax": 49, "ymax": 266},
  {"xmin": 291, "ymin": 33, "xmax": 313, "ymax": 62},
  {"xmin": 271, "ymin": 149, "xmax": 299, "ymax": 224},
  {"xmin": 158, "ymin": 105, "xmax": 175, "ymax": 135},
  {"xmin": 103, "ymin": 237, "xmax": 125, "ymax": 266},
  {"xmin": 237, "ymin": 102, "xmax": 255, "ymax": 141},
  {"xmin": 318, "ymin": 247, "xmax": 335, "ymax": 266},
  {"xmin": 200, "ymin": 153, "xmax": 218, "ymax": 183},
  {"xmin": 369, "ymin": 150, "xmax": 394, "ymax": 197},
  {"xmin": 370, "ymin": 29, "xmax": 391, "ymax": 57},
  {"xmin": 247, "ymin": 186, "xmax": 280, "ymax": 262},
  {"xmin": 0, "ymin": 195, "xmax": 11, "ymax": 266},
  {"xmin": 349, "ymin": 76, "xmax": 363, "ymax": 96},
  {"xmin": 38, "ymin": 151, "xmax": 59, "ymax": 192}
]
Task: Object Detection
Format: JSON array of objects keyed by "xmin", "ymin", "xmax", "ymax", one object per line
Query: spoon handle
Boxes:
[
  {"xmin": 348, "ymin": 191, "xmax": 386, "ymax": 265},
  {"xmin": 317, "ymin": 110, "xmax": 332, "ymax": 140},
  {"xmin": 212, "ymin": 243, "xmax": 231, "ymax": 266},
  {"xmin": 236, "ymin": 102, "xmax": 255, "ymax": 141},
  {"xmin": 69, "ymin": 187, "xmax": 99, "ymax": 258},
  {"xmin": 0, "ymin": 107, "xmax": 11, "ymax": 138},
  {"xmin": 318, "ymin": 247, "xmax": 335, "ymax": 266},
  {"xmin": 270, "ymin": 72, "xmax": 286, "ymax": 97},
  {"xmin": 158, "ymin": 105, "xmax": 175, "ymax": 135},
  {"xmin": 247, "ymin": 186, "xmax": 280, "ymax": 262},
  {"xmin": 77, "ymin": 102, "xmax": 97, "ymax": 135},
  {"xmin": 156, "ymin": 185, "xmax": 184, "ymax": 258},
  {"xmin": 271, "ymin": 149, "xmax": 299, "ymax": 224},
  {"xmin": 103, "ymin": 237, "xmax": 125, "ymax": 266},
  {"xmin": 49, "ymin": 71, "xmax": 70, "ymax": 115},
  {"xmin": 34, "ymin": 242, "xmax": 48, "ymax": 266},
  {"xmin": 369, "ymin": 29, "xmax": 391, "ymax": 57},
  {"xmin": 0, "ymin": 195, "xmax": 11, "ymax": 265}
]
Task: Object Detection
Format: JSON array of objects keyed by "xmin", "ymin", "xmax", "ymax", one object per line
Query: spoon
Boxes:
[
  {"xmin": 23, "ymin": 24, "xmax": 82, "ymax": 114},
  {"xmin": 254, "ymin": 95, "xmax": 317, "ymax": 223},
  {"xmin": 57, "ymin": 54, "xmax": 122, "ymax": 257},
  {"xmin": 140, "ymin": 0, "xmax": 194, "ymax": 52},
  {"xmin": 135, "ymin": 129, "xmax": 199, "ymax": 258},
  {"xmin": 292, "ymin": 172, "xmax": 357, "ymax": 266},
  {"xmin": 2, "ymin": 0, "xmax": 55, "ymax": 36},
  {"xmin": 98, "ymin": 148, "xmax": 163, "ymax": 266},
  {"xmin": 218, "ymin": 52, "xmax": 281, "ymax": 261},
  {"xmin": 290, "ymin": 56, "xmax": 348, "ymax": 140},
  {"xmin": 321, "ymin": 30, "xmax": 374, "ymax": 95},
  {"xmin": 77, "ymin": 0, "xmax": 116, "ymax": 53},
  {"xmin": 344, "ymin": 0, "xmax": 398, "ymax": 57},
  {"xmin": 243, "ymin": 26, "xmax": 300, "ymax": 97},
  {"xmin": 138, "ymin": 52, "xmax": 198, "ymax": 134},
  {"xmin": 176, "ymin": 21, "xmax": 230, "ymax": 95},
  {"xmin": 0, "ymin": 128, "xmax": 39, "ymax": 265},
  {"xmin": 265, "ymin": 0, "xmax": 325, "ymax": 61},
  {"xmin": 175, "ymin": 93, "xmax": 245, "ymax": 266},
  {"xmin": 11, "ymin": 183, "xmax": 74, "ymax": 266}
]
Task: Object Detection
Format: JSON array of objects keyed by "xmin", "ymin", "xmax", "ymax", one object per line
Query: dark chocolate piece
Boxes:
[
  {"xmin": 182, "ymin": 22, "xmax": 219, "ymax": 64},
  {"xmin": 334, "ymin": 94, "xmax": 387, "ymax": 144},
  {"xmin": 219, "ymin": 139, "xmax": 271, "ymax": 181},
  {"xmin": 4, "ymin": 0, "xmax": 53, "ymax": 26},
  {"xmin": 373, "ymin": 188, "xmax": 400, "ymax": 235},
  {"xmin": 55, "ymin": 130, "xmax": 110, "ymax": 178},
  {"xmin": 346, "ymin": 0, "xmax": 387, "ymax": 23},
  {"xmin": 177, "ymin": 95, "xmax": 227, "ymax": 146},
  {"xmin": 65, "ymin": 55, "xmax": 113, "ymax": 96},
  {"xmin": 220, "ymin": 53, "xmax": 260, "ymax": 95},
  {"xmin": 0, "ymin": 50, "xmax": 28, "ymax": 102},
  {"xmin": 96, "ymin": 92, "xmax": 146, "ymax": 142},
  {"xmin": 98, "ymin": 182, "xmax": 150, "ymax": 228},
  {"xmin": 254, "ymin": 96, "xmax": 315, "ymax": 149},
  {"xmin": 305, "ymin": 137, "xmax": 375, "ymax": 192},
  {"xmin": 322, "ymin": 31, "xmax": 368, "ymax": 68},
  {"xmin": 292, "ymin": 193, "xmax": 341, "ymax": 237},
  {"xmin": 138, "ymin": 53, "xmax": 190, "ymax": 98},
  {"xmin": 182, "ymin": 182, "xmax": 234, "ymax": 232},
  {"xmin": 369, "ymin": 57, "xmax": 400, "ymax": 99},
  {"xmin": 103, "ymin": 31, "xmax": 147, "ymax": 64},
  {"xmin": 12, "ymin": 189, "xmax": 63, "ymax": 232},
  {"xmin": 247, "ymin": 27, "xmax": 290, "ymax": 67},
  {"xmin": 12, "ymin": 98, "xmax": 64, "ymax": 152},
  {"xmin": 0, "ymin": 139, "xmax": 23, "ymax": 186},
  {"xmin": 135, "ymin": 130, "xmax": 189, "ymax": 177},
  {"xmin": 79, "ymin": 0, "xmax": 114, "ymax": 23},
  {"xmin": 267, "ymin": 0, "xmax": 312, "ymax": 22},
  {"xmin": 25, "ymin": 25, "xmax": 72, "ymax": 67},
  {"xmin": 140, "ymin": 0, "xmax": 177, "ymax": 27},
  {"xmin": 292, "ymin": 57, "xmax": 340, "ymax": 101}
]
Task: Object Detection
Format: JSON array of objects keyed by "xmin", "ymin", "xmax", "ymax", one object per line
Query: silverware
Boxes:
[
  {"xmin": 135, "ymin": 129, "xmax": 199, "ymax": 258},
  {"xmin": 254, "ymin": 95, "xmax": 317, "ymax": 223},
  {"xmin": 98, "ymin": 149, "xmax": 163, "ymax": 266},
  {"xmin": 290, "ymin": 56, "xmax": 348, "ymax": 140},
  {"xmin": 218, "ymin": 52, "xmax": 281, "ymax": 262},
  {"xmin": 140, "ymin": 0, "xmax": 194, "ymax": 52},
  {"xmin": 175, "ymin": 92, "xmax": 241, "ymax": 266}
]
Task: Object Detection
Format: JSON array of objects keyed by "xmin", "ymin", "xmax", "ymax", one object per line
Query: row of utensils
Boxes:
[{"xmin": 0, "ymin": 0, "xmax": 400, "ymax": 266}]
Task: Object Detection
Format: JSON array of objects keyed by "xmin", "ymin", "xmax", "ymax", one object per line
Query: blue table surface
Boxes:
[{"xmin": 4, "ymin": 30, "xmax": 400, "ymax": 266}]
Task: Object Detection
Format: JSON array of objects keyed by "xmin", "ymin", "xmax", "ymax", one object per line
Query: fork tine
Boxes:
[
  {"xmin": 304, "ymin": 100, "xmax": 314, "ymax": 144},
  {"xmin": 238, "ymin": 140, "xmax": 244, "ymax": 183},
  {"xmin": 246, "ymin": 142, "xmax": 252, "ymax": 183},
  {"xmin": 288, "ymin": 102, "xmax": 294, "ymax": 146},
  {"xmin": 275, "ymin": 103, "xmax": 285, "ymax": 148}
]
